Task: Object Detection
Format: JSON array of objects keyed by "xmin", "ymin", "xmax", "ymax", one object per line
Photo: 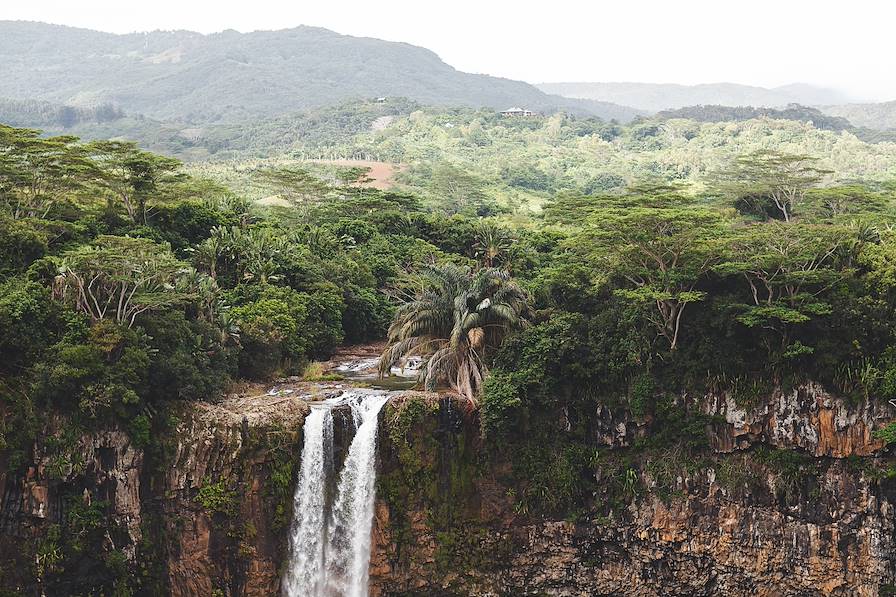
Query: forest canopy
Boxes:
[{"xmin": 2, "ymin": 110, "xmax": 896, "ymax": 517}]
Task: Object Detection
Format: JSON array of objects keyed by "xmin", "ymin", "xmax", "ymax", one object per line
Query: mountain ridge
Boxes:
[{"xmin": 0, "ymin": 20, "xmax": 643, "ymax": 124}]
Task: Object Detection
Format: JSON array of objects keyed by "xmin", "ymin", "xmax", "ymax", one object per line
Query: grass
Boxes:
[{"xmin": 301, "ymin": 361, "xmax": 344, "ymax": 382}]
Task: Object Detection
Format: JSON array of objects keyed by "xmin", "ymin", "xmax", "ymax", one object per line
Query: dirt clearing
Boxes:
[{"xmin": 311, "ymin": 159, "xmax": 405, "ymax": 190}]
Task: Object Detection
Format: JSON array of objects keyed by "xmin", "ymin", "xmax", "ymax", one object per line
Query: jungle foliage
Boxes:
[{"xmin": 4, "ymin": 109, "xmax": 896, "ymax": 539}]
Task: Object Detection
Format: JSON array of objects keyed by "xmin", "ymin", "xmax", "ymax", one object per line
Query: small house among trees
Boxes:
[{"xmin": 500, "ymin": 107, "xmax": 537, "ymax": 117}]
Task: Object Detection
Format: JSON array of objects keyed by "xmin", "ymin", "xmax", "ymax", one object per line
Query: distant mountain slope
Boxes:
[
  {"xmin": 656, "ymin": 104, "xmax": 854, "ymax": 132},
  {"xmin": 537, "ymin": 82, "xmax": 849, "ymax": 112},
  {"xmin": 0, "ymin": 21, "xmax": 642, "ymax": 124},
  {"xmin": 0, "ymin": 97, "xmax": 124, "ymax": 128},
  {"xmin": 821, "ymin": 101, "xmax": 896, "ymax": 131},
  {"xmin": 0, "ymin": 95, "xmax": 429, "ymax": 159}
]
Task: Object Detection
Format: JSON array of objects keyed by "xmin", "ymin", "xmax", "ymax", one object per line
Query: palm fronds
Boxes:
[{"xmin": 379, "ymin": 263, "xmax": 528, "ymax": 403}]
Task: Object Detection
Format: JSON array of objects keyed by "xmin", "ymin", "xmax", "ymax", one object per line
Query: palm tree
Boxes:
[
  {"xmin": 217, "ymin": 226, "xmax": 284, "ymax": 284},
  {"xmin": 472, "ymin": 221, "xmax": 514, "ymax": 268},
  {"xmin": 190, "ymin": 226, "xmax": 226, "ymax": 279},
  {"xmin": 379, "ymin": 263, "xmax": 528, "ymax": 403}
]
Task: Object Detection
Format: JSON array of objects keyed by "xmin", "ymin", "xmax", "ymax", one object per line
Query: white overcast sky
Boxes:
[{"xmin": 4, "ymin": 0, "xmax": 895, "ymax": 101}]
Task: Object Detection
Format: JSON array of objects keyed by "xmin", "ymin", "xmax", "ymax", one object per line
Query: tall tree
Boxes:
[
  {"xmin": 189, "ymin": 226, "xmax": 228, "ymax": 280},
  {"xmin": 53, "ymin": 235, "xmax": 192, "ymax": 327},
  {"xmin": 430, "ymin": 164, "xmax": 489, "ymax": 215},
  {"xmin": 256, "ymin": 166, "xmax": 332, "ymax": 209},
  {"xmin": 579, "ymin": 205, "xmax": 729, "ymax": 351},
  {"xmin": 717, "ymin": 222, "xmax": 851, "ymax": 352},
  {"xmin": 89, "ymin": 140, "xmax": 182, "ymax": 223},
  {"xmin": 472, "ymin": 220, "xmax": 514, "ymax": 268},
  {"xmin": 379, "ymin": 264, "xmax": 528, "ymax": 402},
  {"xmin": 0, "ymin": 125, "xmax": 96, "ymax": 219},
  {"xmin": 712, "ymin": 150, "xmax": 830, "ymax": 222}
]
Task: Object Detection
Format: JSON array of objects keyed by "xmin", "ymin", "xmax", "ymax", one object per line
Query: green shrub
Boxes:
[
  {"xmin": 35, "ymin": 320, "xmax": 150, "ymax": 419},
  {"xmin": 195, "ymin": 480, "xmax": 238, "ymax": 517},
  {"xmin": 0, "ymin": 214, "xmax": 47, "ymax": 276},
  {"xmin": 0, "ymin": 277, "xmax": 59, "ymax": 372},
  {"xmin": 140, "ymin": 310, "xmax": 235, "ymax": 401}
]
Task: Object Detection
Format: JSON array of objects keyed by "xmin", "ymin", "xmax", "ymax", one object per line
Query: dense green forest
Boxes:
[
  {"xmin": 5, "ymin": 100, "xmax": 896, "ymax": 589},
  {"xmin": 0, "ymin": 97, "xmax": 124, "ymax": 129},
  {"xmin": 180, "ymin": 105, "xmax": 896, "ymax": 214},
  {"xmin": 654, "ymin": 104, "xmax": 853, "ymax": 131},
  {"xmin": 11, "ymin": 95, "xmax": 896, "ymax": 175},
  {"xmin": 0, "ymin": 98, "xmax": 426, "ymax": 160},
  {"xmin": 4, "ymin": 118, "xmax": 896, "ymax": 481},
  {"xmin": 654, "ymin": 104, "xmax": 896, "ymax": 143}
]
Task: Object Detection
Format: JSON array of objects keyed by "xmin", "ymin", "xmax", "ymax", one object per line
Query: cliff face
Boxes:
[
  {"xmin": 0, "ymin": 423, "xmax": 145, "ymax": 594},
  {"xmin": 705, "ymin": 382, "xmax": 889, "ymax": 458},
  {"xmin": 151, "ymin": 394, "xmax": 309, "ymax": 596},
  {"xmin": 371, "ymin": 459, "xmax": 895, "ymax": 596},
  {"xmin": 0, "ymin": 393, "xmax": 308, "ymax": 596},
  {"xmin": 1, "ymin": 382, "xmax": 894, "ymax": 596},
  {"xmin": 369, "ymin": 384, "xmax": 896, "ymax": 597}
]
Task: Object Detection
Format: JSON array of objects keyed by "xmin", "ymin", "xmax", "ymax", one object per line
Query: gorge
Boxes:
[
  {"xmin": 3, "ymin": 18, "xmax": 896, "ymax": 596},
  {"xmin": 1, "ymin": 374, "xmax": 895, "ymax": 596}
]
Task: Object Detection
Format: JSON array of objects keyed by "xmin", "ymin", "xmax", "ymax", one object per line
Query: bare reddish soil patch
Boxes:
[{"xmin": 312, "ymin": 160, "xmax": 405, "ymax": 190}]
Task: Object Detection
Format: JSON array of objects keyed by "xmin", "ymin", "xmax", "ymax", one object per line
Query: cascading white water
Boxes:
[
  {"xmin": 282, "ymin": 391, "xmax": 389, "ymax": 597},
  {"xmin": 282, "ymin": 405, "xmax": 334, "ymax": 596},
  {"xmin": 324, "ymin": 393, "xmax": 389, "ymax": 597}
]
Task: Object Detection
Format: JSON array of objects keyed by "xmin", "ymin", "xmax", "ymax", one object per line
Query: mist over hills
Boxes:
[
  {"xmin": 537, "ymin": 81, "xmax": 851, "ymax": 112},
  {"xmin": 0, "ymin": 21, "xmax": 642, "ymax": 124},
  {"xmin": 822, "ymin": 100, "xmax": 896, "ymax": 131}
]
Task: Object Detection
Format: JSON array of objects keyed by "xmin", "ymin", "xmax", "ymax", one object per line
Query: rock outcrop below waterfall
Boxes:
[
  {"xmin": 0, "ymin": 391, "xmax": 309, "ymax": 596},
  {"xmin": 1, "ymin": 381, "xmax": 895, "ymax": 595},
  {"xmin": 368, "ymin": 383, "xmax": 896, "ymax": 597}
]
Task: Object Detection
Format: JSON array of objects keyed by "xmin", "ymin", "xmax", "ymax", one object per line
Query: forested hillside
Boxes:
[
  {"xmin": 654, "ymin": 104, "xmax": 853, "ymax": 131},
  {"xmin": 4, "ymin": 110, "xmax": 896, "ymax": 592},
  {"xmin": 0, "ymin": 21, "xmax": 640, "ymax": 124},
  {"xmin": 823, "ymin": 100, "xmax": 896, "ymax": 130},
  {"xmin": 184, "ymin": 106, "xmax": 896, "ymax": 213},
  {"xmin": 0, "ymin": 98, "xmax": 425, "ymax": 160},
  {"xmin": 0, "ymin": 97, "xmax": 124, "ymax": 128}
]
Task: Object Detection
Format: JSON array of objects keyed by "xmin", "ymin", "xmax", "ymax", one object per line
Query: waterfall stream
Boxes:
[
  {"xmin": 282, "ymin": 405, "xmax": 334, "ymax": 595},
  {"xmin": 283, "ymin": 391, "xmax": 390, "ymax": 597}
]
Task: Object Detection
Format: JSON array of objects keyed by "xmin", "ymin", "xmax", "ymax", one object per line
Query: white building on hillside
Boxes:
[{"xmin": 500, "ymin": 107, "xmax": 537, "ymax": 117}]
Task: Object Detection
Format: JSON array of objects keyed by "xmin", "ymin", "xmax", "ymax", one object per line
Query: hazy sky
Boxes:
[{"xmin": 4, "ymin": 0, "xmax": 895, "ymax": 101}]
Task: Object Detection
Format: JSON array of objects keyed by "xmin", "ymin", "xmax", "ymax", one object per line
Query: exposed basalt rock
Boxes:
[
  {"xmin": 590, "ymin": 402, "xmax": 641, "ymax": 448},
  {"xmin": 0, "ymin": 420, "xmax": 144, "ymax": 594},
  {"xmin": 705, "ymin": 382, "xmax": 891, "ymax": 457},
  {"xmin": 152, "ymin": 393, "xmax": 308, "ymax": 597},
  {"xmin": 0, "ymin": 393, "xmax": 308, "ymax": 596},
  {"xmin": 369, "ymin": 388, "xmax": 896, "ymax": 597},
  {"xmin": 585, "ymin": 382, "xmax": 893, "ymax": 457}
]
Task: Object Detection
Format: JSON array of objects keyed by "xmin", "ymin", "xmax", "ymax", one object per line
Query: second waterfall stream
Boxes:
[{"xmin": 282, "ymin": 390, "xmax": 390, "ymax": 597}]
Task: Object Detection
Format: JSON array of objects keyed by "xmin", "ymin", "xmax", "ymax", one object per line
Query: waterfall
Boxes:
[
  {"xmin": 324, "ymin": 393, "xmax": 389, "ymax": 597},
  {"xmin": 282, "ymin": 391, "xmax": 389, "ymax": 597},
  {"xmin": 282, "ymin": 405, "xmax": 334, "ymax": 596}
]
